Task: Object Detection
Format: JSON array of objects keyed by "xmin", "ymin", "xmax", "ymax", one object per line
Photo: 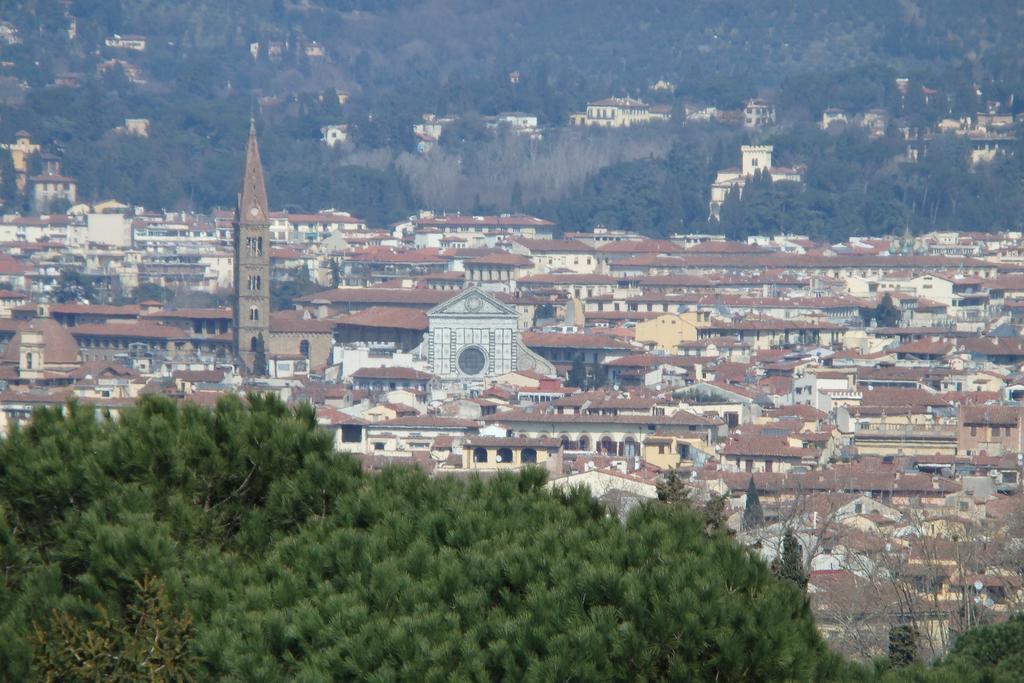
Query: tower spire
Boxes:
[{"xmin": 237, "ymin": 119, "xmax": 269, "ymax": 222}]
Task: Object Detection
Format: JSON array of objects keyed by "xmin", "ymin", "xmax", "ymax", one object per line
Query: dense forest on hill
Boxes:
[
  {"xmin": 1, "ymin": 1, "xmax": 1022, "ymax": 235},
  {"xmin": 1, "ymin": 396, "xmax": 1024, "ymax": 680}
]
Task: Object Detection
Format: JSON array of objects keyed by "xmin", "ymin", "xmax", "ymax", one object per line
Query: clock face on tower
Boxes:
[{"xmin": 249, "ymin": 206, "xmax": 260, "ymax": 217}]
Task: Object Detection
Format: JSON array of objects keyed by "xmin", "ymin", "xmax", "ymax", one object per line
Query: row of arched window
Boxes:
[{"xmin": 472, "ymin": 447, "xmax": 538, "ymax": 464}]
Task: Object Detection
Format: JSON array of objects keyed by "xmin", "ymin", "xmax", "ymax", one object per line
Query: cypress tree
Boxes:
[
  {"xmin": 567, "ymin": 353, "xmax": 587, "ymax": 388},
  {"xmin": 772, "ymin": 528, "xmax": 808, "ymax": 591},
  {"xmin": 743, "ymin": 477, "xmax": 764, "ymax": 529},
  {"xmin": 252, "ymin": 333, "xmax": 268, "ymax": 376}
]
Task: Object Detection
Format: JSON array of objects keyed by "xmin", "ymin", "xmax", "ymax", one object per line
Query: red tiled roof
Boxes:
[
  {"xmin": 298, "ymin": 288, "xmax": 450, "ymax": 306},
  {"xmin": 69, "ymin": 323, "xmax": 186, "ymax": 340},
  {"xmin": 145, "ymin": 308, "xmax": 233, "ymax": 320},
  {"xmin": 511, "ymin": 238, "xmax": 595, "ymax": 253},
  {"xmin": 466, "ymin": 252, "xmax": 533, "ymax": 267},
  {"xmin": 597, "ymin": 239, "xmax": 685, "ymax": 254},
  {"xmin": 334, "ymin": 306, "xmax": 428, "ymax": 331},
  {"xmin": 1, "ymin": 318, "xmax": 80, "ymax": 364},
  {"xmin": 522, "ymin": 331, "xmax": 635, "ymax": 350},
  {"xmin": 351, "ymin": 366, "xmax": 433, "ymax": 381},
  {"xmin": 270, "ymin": 312, "xmax": 335, "ymax": 334}
]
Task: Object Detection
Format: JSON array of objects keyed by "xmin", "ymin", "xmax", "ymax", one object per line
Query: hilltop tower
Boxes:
[
  {"xmin": 740, "ymin": 145, "xmax": 773, "ymax": 177},
  {"xmin": 233, "ymin": 120, "xmax": 271, "ymax": 373}
]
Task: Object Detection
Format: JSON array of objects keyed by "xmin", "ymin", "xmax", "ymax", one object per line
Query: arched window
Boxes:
[
  {"xmin": 624, "ymin": 438, "xmax": 638, "ymax": 458},
  {"xmin": 600, "ymin": 436, "xmax": 615, "ymax": 454},
  {"xmin": 299, "ymin": 339, "xmax": 310, "ymax": 357},
  {"xmin": 250, "ymin": 336, "xmax": 259, "ymax": 352},
  {"xmin": 577, "ymin": 436, "xmax": 590, "ymax": 452},
  {"xmin": 473, "ymin": 447, "xmax": 488, "ymax": 463},
  {"xmin": 249, "ymin": 306, "xmax": 260, "ymax": 321},
  {"xmin": 521, "ymin": 448, "xmax": 537, "ymax": 464},
  {"xmin": 496, "ymin": 447, "xmax": 513, "ymax": 464},
  {"xmin": 559, "ymin": 436, "xmax": 571, "ymax": 451},
  {"xmin": 24, "ymin": 352, "xmax": 33, "ymax": 369}
]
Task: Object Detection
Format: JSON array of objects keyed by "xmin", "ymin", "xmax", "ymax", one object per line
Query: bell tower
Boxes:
[{"xmin": 233, "ymin": 119, "xmax": 271, "ymax": 373}]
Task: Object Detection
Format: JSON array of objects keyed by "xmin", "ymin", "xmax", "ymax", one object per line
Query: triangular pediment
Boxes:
[{"xmin": 427, "ymin": 287, "xmax": 518, "ymax": 319}]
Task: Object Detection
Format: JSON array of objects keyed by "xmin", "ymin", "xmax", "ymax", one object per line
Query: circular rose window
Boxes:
[{"xmin": 457, "ymin": 346, "xmax": 486, "ymax": 375}]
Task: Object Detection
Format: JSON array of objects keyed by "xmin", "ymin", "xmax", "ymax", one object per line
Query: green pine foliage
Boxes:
[
  {"xmin": 0, "ymin": 394, "xmax": 853, "ymax": 680},
  {"xmin": 888, "ymin": 624, "xmax": 919, "ymax": 668}
]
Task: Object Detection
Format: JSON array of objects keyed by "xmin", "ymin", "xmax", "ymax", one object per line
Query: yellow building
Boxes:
[
  {"xmin": 3, "ymin": 130, "xmax": 39, "ymax": 193},
  {"xmin": 463, "ymin": 436, "xmax": 562, "ymax": 472},
  {"xmin": 635, "ymin": 311, "xmax": 709, "ymax": 351}
]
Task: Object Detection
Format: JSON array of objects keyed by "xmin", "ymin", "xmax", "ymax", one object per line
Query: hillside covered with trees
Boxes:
[
  {"xmin": 0, "ymin": 1, "xmax": 1022, "ymax": 236},
  {"xmin": 0, "ymin": 396, "xmax": 1022, "ymax": 680}
]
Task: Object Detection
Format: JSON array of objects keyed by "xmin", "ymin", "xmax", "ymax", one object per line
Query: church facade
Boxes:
[{"xmin": 426, "ymin": 287, "xmax": 552, "ymax": 382}]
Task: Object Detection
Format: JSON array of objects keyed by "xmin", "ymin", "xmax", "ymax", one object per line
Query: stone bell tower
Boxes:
[{"xmin": 233, "ymin": 119, "xmax": 271, "ymax": 372}]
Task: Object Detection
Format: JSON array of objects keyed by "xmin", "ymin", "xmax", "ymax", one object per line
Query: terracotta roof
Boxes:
[
  {"xmin": 316, "ymin": 406, "xmax": 368, "ymax": 426},
  {"xmin": 69, "ymin": 323, "xmax": 186, "ymax": 341},
  {"xmin": 334, "ymin": 306, "xmax": 428, "ymax": 331},
  {"xmin": 173, "ymin": 369, "xmax": 226, "ymax": 383},
  {"xmin": 351, "ymin": 366, "xmax": 434, "ymax": 381},
  {"xmin": 511, "ymin": 238, "xmax": 595, "ymax": 253},
  {"xmin": 145, "ymin": 308, "xmax": 233, "ymax": 320},
  {"xmin": 298, "ymin": 288, "xmax": 450, "ymax": 307},
  {"xmin": 597, "ymin": 239, "xmax": 685, "ymax": 254},
  {"xmin": 522, "ymin": 331, "xmax": 634, "ymax": 350},
  {"xmin": 466, "ymin": 252, "xmax": 533, "ymax": 267},
  {"xmin": 859, "ymin": 387, "xmax": 949, "ymax": 408},
  {"xmin": 269, "ymin": 312, "xmax": 335, "ymax": 334},
  {"xmin": 960, "ymin": 404, "xmax": 1022, "ymax": 425},
  {"xmin": 375, "ymin": 416, "xmax": 478, "ymax": 429},
  {"xmin": 1, "ymin": 318, "xmax": 80, "ymax": 365}
]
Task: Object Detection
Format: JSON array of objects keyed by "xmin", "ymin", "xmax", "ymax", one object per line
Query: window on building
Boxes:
[
  {"xmin": 473, "ymin": 447, "xmax": 487, "ymax": 463},
  {"xmin": 299, "ymin": 339, "xmax": 310, "ymax": 357},
  {"xmin": 246, "ymin": 236, "xmax": 264, "ymax": 256},
  {"xmin": 521, "ymin": 448, "xmax": 537, "ymax": 464},
  {"xmin": 248, "ymin": 275, "xmax": 262, "ymax": 291},
  {"xmin": 373, "ymin": 442, "xmax": 385, "ymax": 451},
  {"xmin": 249, "ymin": 306, "xmax": 260, "ymax": 321},
  {"xmin": 496, "ymin": 447, "xmax": 513, "ymax": 463}
]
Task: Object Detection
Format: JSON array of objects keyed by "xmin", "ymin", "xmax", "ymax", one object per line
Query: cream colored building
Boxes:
[
  {"xmin": 571, "ymin": 97, "xmax": 663, "ymax": 128},
  {"xmin": 709, "ymin": 145, "xmax": 803, "ymax": 219}
]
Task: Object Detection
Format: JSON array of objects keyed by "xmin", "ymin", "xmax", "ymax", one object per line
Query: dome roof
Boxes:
[{"xmin": 1, "ymin": 318, "xmax": 81, "ymax": 366}]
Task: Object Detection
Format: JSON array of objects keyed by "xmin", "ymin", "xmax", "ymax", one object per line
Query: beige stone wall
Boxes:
[{"xmin": 269, "ymin": 330, "xmax": 333, "ymax": 368}]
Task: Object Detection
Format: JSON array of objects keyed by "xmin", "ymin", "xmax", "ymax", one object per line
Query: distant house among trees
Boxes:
[
  {"xmin": 709, "ymin": 145, "xmax": 804, "ymax": 220},
  {"xmin": 570, "ymin": 97, "xmax": 668, "ymax": 128}
]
